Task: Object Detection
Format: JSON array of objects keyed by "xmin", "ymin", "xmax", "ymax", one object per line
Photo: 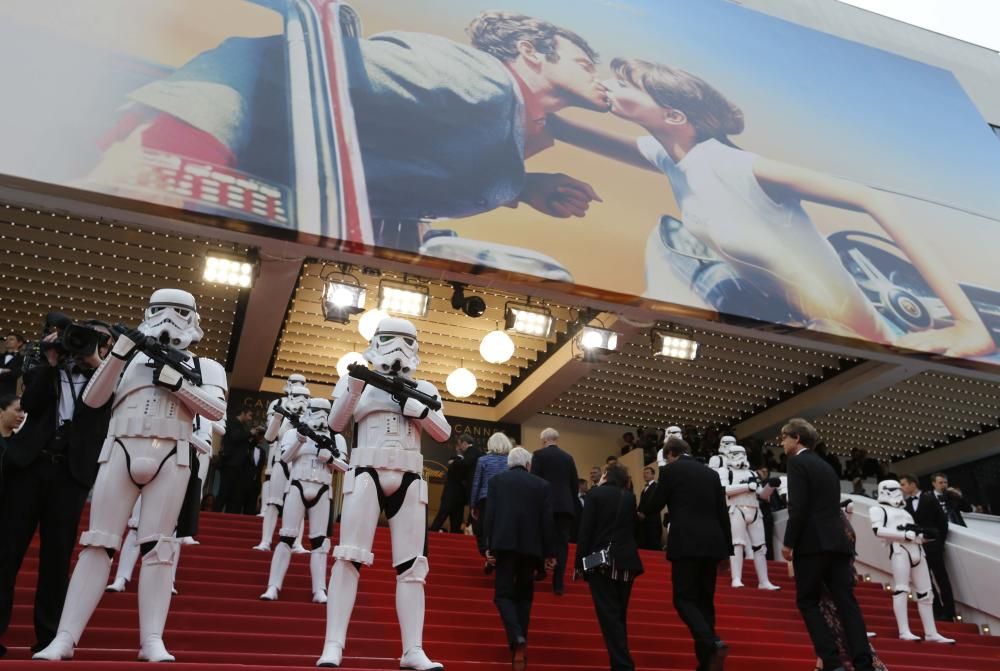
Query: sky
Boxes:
[{"xmin": 839, "ymin": 0, "xmax": 1000, "ymax": 51}]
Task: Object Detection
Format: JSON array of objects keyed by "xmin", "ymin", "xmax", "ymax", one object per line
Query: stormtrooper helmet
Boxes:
[
  {"xmin": 139, "ymin": 289, "xmax": 203, "ymax": 350},
  {"xmin": 284, "ymin": 383, "xmax": 311, "ymax": 414},
  {"xmin": 364, "ymin": 317, "xmax": 419, "ymax": 378},
  {"xmin": 724, "ymin": 445, "xmax": 749, "ymax": 470},
  {"xmin": 303, "ymin": 397, "xmax": 331, "ymax": 432},
  {"xmin": 719, "ymin": 435, "xmax": 737, "ymax": 455},
  {"xmin": 664, "ymin": 425, "xmax": 683, "ymax": 443},
  {"xmin": 284, "ymin": 373, "xmax": 307, "ymax": 395},
  {"xmin": 877, "ymin": 480, "xmax": 905, "ymax": 508}
]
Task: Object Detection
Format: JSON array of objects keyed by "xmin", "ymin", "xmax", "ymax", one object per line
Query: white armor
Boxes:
[
  {"xmin": 656, "ymin": 425, "xmax": 683, "ymax": 467},
  {"xmin": 871, "ymin": 480, "xmax": 955, "ymax": 644},
  {"xmin": 719, "ymin": 446, "xmax": 779, "ymax": 590},
  {"xmin": 254, "ymin": 381, "xmax": 311, "ymax": 552},
  {"xmin": 319, "ymin": 318, "xmax": 450, "ymax": 670},
  {"xmin": 261, "ymin": 398, "xmax": 347, "ymax": 603},
  {"xmin": 35, "ymin": 289, "xmax": 227, "ymax": 663}
]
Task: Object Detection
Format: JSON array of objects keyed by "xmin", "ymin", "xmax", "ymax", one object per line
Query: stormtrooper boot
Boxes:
[
  {"xmin": 254, "ymin": 505, "xmax": 277, "ymax": 551},
  {"xmin": 397, "ymin": 559, "xmax": 443, "ymax": 671},
  {"xmin": 918, "ymin": 600, "xmax": 956, "ymax": 644},
  {"xmin": 893, "ymin": 592, "xmax": 921, "ymax": 641},
  {"xmin": 33, "ymin": 547, "xmax": 113, "ymax": 660},
  {"xmin": 317, "ymin": 560, "xmax": 360, "ymax": 667},
  {"xmin": 729, "ymin": 546, "xmax": 745, "ymax": 588},
  {"xmin": 754, "ymin": 551, "xmax": 781, "ymax": 590},
  {"xmin": 311, "ymin": 548, "xmax": 329, "ymax": 604},
  {"xmin": 261, "ymin": 543, "xmax": 292, "ymax": 601},
  {"xmin": 137, "ymin": 542, "xmax": 179, "ymax": 662}
]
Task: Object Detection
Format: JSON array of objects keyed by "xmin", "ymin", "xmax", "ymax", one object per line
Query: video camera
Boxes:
[{"xmin": 22, "ymin": 312, "xmax": 112, "ymax": 371}]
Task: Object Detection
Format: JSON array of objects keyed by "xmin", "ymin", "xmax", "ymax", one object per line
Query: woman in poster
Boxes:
[{"xmin": 551, "ymin": 59, "xmax": 994, "ymax": 358}]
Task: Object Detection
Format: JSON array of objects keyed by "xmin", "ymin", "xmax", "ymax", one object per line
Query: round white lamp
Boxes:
[
  {"xmin": 479, "ymin": 330, "xmax": 515, "ymax": 364},
  {"xmin": 446, "ymin": 367, "xmax": 477, "ymax": 398},
  {"xmin": 358, "ymin": 308, "xmax": 389, "ymax": 341},
  {"xmin": 336, "ymin": 352, "xmax": 369, "ymax": 377}
]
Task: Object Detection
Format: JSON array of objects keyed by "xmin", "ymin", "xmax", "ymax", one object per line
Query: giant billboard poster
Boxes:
[{"xmin": 2, "ymin": 0, "xmax": 1000, "ymax": 365}]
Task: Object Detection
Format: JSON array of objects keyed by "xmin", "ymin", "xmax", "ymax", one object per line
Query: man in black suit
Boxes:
[
  {"xmin": 213, "ymin": 407, "xmax": 255, "ymax": 513},
  {"xmin": 931, "ymin": 473, "xmax": 970, "ymax": 527},
  {"xmin": 430, "ymin": 433, "xmax": 475, "ymax": 533},
  {"xmin": 0, "ymin": 332, "xmax": 25, "ymax": 397},
  {"xmin": 484, "ymin": 447, "xmax": 555, "ymax": 671},
  {"xmin": 530, "ymin": 427, "xmax": 578, "ymax": 595},
  {"xmin": 780, "ymin": 418, "xmax": 874, "ymax": 671},
  {"xmin": 635, "ymin": 466, "xmax": 662, "ymax": 550},
  {"xmin": 900, "ymin": 474, "xmax": 955, "ymax": 621},
  {"xmin": 648, "ymin": 438, "xmax": 731, "ymax": 671},
  {"xmin": 0, "ymin": 323, "xmax": 113, "ymax": 657}
]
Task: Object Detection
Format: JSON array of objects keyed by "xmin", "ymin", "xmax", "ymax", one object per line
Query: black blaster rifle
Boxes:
[
  {"xmin": 274, "ymin": 406, "xmax": 341, "ymax": 458},
  {"xmin": 112, "ymin": 323, "xmax": 202, "ymax": 386},
  {"xmin": 347, "ymin": 363, "xmax": 441, "ymax": 412},
  {"xmin": 897, "ymin": 523, "xmax": 938, "ymax": 540}
]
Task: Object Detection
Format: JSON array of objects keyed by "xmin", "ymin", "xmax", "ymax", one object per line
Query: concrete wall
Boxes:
[{"xmin": 743, "ymin": 0, "xmax": 1000, "ymax": 125}]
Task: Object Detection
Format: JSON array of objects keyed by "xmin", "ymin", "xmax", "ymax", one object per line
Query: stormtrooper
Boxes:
[
  {"xmin": 871, "ymin": 480, "xmax": 955, "ymax": 644},
  {"xmin": 708, "ymin": 434, "xmax": 738, "ymax": 470},
  {"xmin": 719, "ymin": 445, "xmax": 780, "ymax": 590},
  {"xmin": 656, "ymin": 425, "xmax": 684, "ymax": 466},
  {"xmin": 261, "ymin": 397, "xmax": 348, "ymax": 603},
  {"xmin": 254, "ymin": 378, "xmax": 311, "ymax": 552},
  {"xmin": 318, "ymin": 317, "xmax": 451, "ymax": 670},
  {"xmin": 34, "ymin": 289, "xmax": 227, "ymax": 662}
]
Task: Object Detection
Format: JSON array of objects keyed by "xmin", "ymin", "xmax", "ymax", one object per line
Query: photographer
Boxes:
[
  {"xmin": 0, "ymin": 332, "xmax": 26, "ymax": 396},
  {"xmin": 0, "ymin": 319, "xmax": 113, "ymax": 657}
]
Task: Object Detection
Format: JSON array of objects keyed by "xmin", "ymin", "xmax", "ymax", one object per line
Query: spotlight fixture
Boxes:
[
  {"xmin": 450, "ymin": 282, "xmax": 487, "ymax": 318},
  {"xmin": 575, "ymin": 324, "xmax": 619, "ymax": 362},
  {"xmin": 504, "ymin": 301, "xmax": 553, "ymax": 338},
  {"xmin": 203, "ymin": 254, "xmax": 254, "ymax": 288},
  {"xmin": 378, "ymin": 279, "xmax": 429, "ymax": 317},
  {"xmin": 652, "ymin": 330, "xmax": 699, "ymax": 360},
  {"xmin": 321, "ymin": 267, "xmax": 366, "ymax": 324}
]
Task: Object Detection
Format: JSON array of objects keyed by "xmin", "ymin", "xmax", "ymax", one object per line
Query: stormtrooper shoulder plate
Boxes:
[{"xmin": 195, "ymin": 356, "xmax": 228, "ymax": 394}]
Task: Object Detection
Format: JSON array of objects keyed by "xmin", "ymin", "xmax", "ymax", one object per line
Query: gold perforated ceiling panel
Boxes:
[
  {"xmin": 271, "ymin": 262, "xmax": 577, "ymax": 405},
  {"xmin": 0, "ymin": 205, "xmax": 249, "ymax": 363}
]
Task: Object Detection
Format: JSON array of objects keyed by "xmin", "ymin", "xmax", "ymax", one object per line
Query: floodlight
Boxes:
[
  {"xmin": 378, "ymin": 279, "xmax": 429, "ymax": 317},
  {"xmin": 504, "ymin": 302, "xmax": 553, "ymax": 338},
  {"xmin": 204, "ymin": 255, "xmax": 254, "ymax": 288},
  {"xmin": 652, "ymin": 331, "xmax": 699, "ymax": 360}
]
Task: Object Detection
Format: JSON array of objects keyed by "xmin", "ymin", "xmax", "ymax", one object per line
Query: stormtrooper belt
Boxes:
[{"xmin": 350, "ymin": 446, "xmax": 423, "ymax": 475}]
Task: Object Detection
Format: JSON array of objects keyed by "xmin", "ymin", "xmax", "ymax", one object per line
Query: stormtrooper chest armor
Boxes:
[
  {"xmin": 289, "ymin": 436, "xmax": 334, "ymax": 485},
  {"xmin": 108, "ymin": 353, "xmax": 193, "ymax": 441},
  {"xmin": 877, "ymin": 505, "xmax": 916, "ymax": 548},
  {"xmin": 725, "ymin": 468, "xmax": 759, "ymax": 508},
  {"xmin": 354, "ymin": 385, "xmax": 420, "ymax": 452}
]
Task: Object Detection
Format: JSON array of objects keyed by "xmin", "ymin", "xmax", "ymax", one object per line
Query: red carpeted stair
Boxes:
[{"xmin": 3, "ymin": 511, "xmax": 997, "ymax": 670}]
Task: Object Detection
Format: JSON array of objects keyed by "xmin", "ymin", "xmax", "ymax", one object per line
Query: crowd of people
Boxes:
[{"xmin": 0, "ymin": 310, "xmax": 989, "ymax": 670}]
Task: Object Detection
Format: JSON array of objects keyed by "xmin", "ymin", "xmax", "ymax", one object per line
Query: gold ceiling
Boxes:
[
  {"xmin": 270, "ymin": 261, "xmax": 578, "ymax": 405},
  {"xmin": 0, "ymin": 205, "xmax": 248, "ymax": 363}
]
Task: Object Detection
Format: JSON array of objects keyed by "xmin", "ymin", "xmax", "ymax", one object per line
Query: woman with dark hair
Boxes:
[{"xmin": 574, "ymin": 464, "xmax": 643, "ymax": 671}]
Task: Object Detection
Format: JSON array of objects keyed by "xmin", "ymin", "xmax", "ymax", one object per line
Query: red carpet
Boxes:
[{"xmin": 3, "ymin": 511, "xmax": 998, "ymax": 670}]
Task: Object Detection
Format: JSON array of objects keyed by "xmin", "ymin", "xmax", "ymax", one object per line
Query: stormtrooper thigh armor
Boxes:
[{"xmin": 871, "ymin": 487, "xmax": 955, "ymax": 644}]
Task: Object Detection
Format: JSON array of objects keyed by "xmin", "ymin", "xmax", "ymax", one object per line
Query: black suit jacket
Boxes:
[
  {"xmin": 0, "ymin": 351, "xmax": 23, "ymax": 396},
  {"xmin": 784, "ymin": 449, "xmax": 854, "ymax": 556},
  {"xmin": 909, "ymin": 490, "xmax": 948, "ymax": 556},
  {"xmin": 460, "ymin": 445, "xmax": 482, "ymax": 500},
  {"xmin": 439, "ymin": 451, "xmax": 468, "ymax": 507},
  {"xmin": 219, "ymin": 419, "xmax": 253, "ymax": 471},
  {"xmin": 530, "ymin": 443, "xmax": 578, "ymax": 517},
  {"xmin": 575, "ymin": 483, "xmax": 643, "ymax": 574},
  {"xmin": 6, "ymin": 362, "xmax": 112, "ymax": 487},
  {"xmin": 484, "ymin": 466, "xmax": 555, "ymax": 562},
  {"xmin": 649, "ymin": 455, "xmax": 732, "ymax": 561}
]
